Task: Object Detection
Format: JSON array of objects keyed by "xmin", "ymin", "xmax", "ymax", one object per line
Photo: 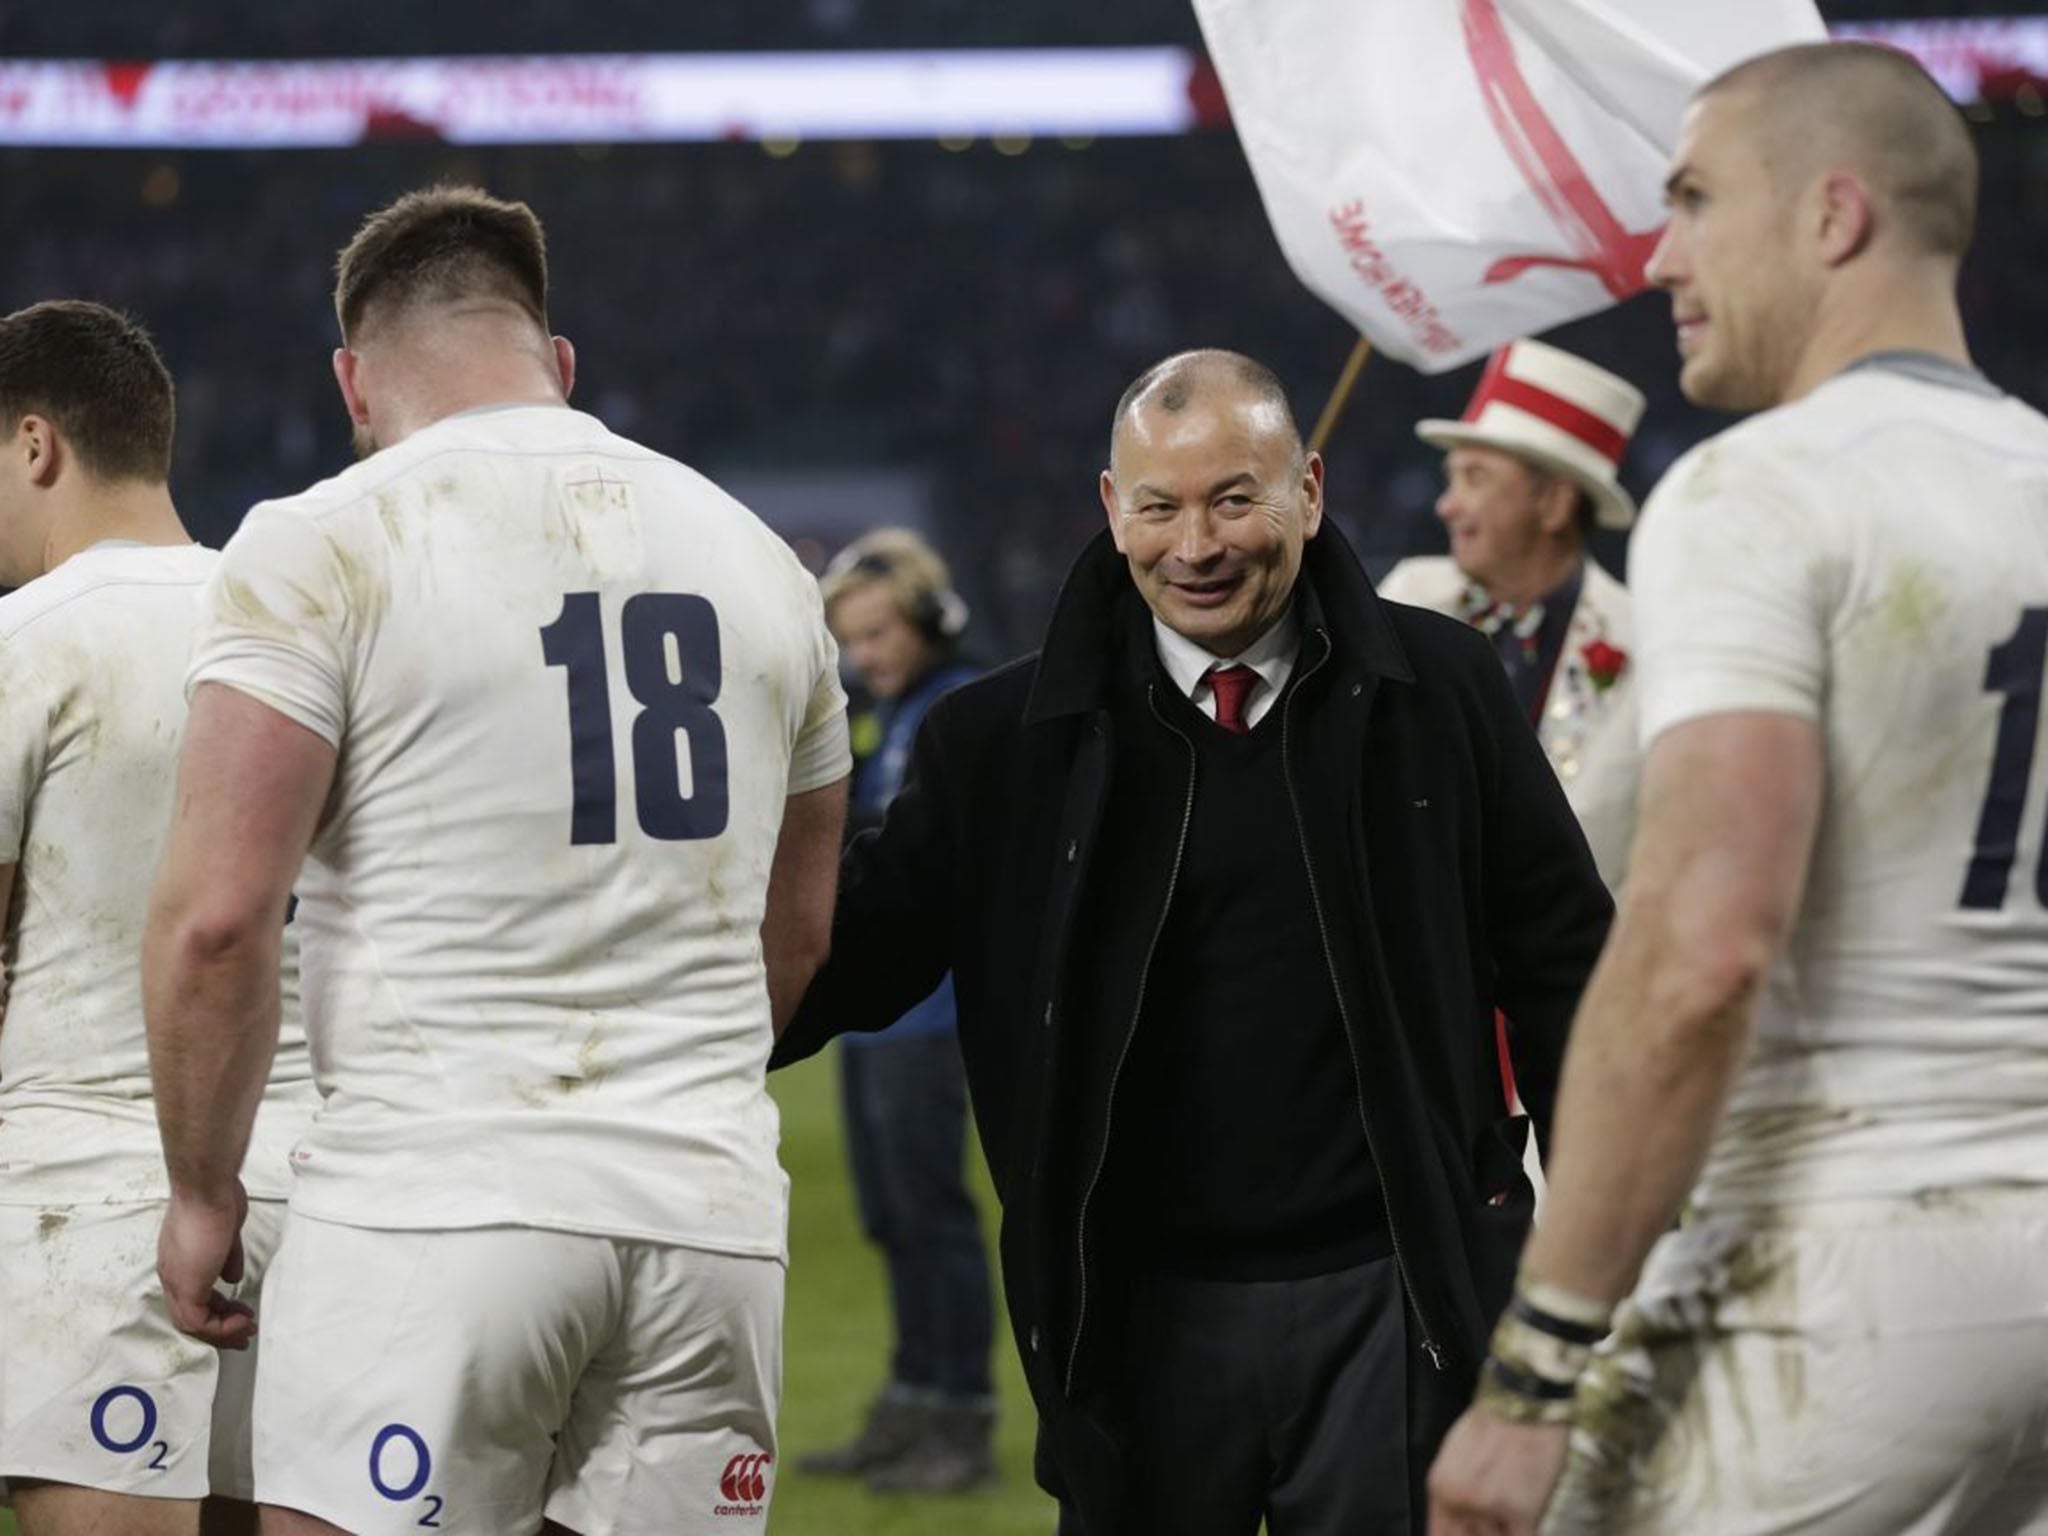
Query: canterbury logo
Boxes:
[{"xmin": 718, "ymin": 1451, "xmax": 773, "ymax": 1505}]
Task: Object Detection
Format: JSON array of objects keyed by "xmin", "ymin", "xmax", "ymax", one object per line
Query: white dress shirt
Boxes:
[{"xmin": 1151, "ymin": 605, "xmax": 1301, "ymax": 731}]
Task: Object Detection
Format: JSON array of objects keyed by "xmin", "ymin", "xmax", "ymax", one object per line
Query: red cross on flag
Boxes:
[{"xmin": 1192, "ymin": 0, "xmax": 1825, "ymax": 371}]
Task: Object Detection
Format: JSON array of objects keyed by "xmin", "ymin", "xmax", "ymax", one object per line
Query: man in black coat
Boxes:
[{"xmin": 774, "ymin": 349, "xmax": 1612, "ymax": 1534}]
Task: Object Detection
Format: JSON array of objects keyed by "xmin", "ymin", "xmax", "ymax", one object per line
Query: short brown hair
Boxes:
[
  {"xmin": 1702, "ymin": 42, "xmax": 1978, "ymax": 262},
  {"xmin": 334, "ymin": 185, "xmax": 550, "ymax": 343},
  {"xmin": 0, "ymin": 300, "xmax": 175, "ymax": 483}
]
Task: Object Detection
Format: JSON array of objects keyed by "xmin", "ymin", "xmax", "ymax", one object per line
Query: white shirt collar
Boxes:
[{"xmin": 1152, "ymin": 604, "xmax": 1301, "ymax": 706}]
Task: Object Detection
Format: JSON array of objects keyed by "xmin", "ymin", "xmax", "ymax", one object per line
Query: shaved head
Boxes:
[
  {"xmin": 1650, "ymin": 40, "xmax": 1980, "ymax": 410},
  {"xmin": 1110, "ymin": 349, "xmax": 1304, "ymax": 474},
  {"xmin": 1700, "ymin": 41, "xmax": 1977, "ymax": 263}
]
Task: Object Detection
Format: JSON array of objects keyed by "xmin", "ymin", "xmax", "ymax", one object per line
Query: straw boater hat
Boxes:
[{"xmin": 1416, "ymin": 338, "xmax": 1647, "ymax": 531}]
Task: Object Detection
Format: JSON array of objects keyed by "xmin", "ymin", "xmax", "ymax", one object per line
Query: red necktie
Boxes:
[{"xmin": 1206, "ymin": 664, "xmax": 1259, "ymax": 735}]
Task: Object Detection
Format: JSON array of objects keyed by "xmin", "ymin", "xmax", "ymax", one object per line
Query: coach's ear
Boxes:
[
  {"xmin": 552, "ymin": 335, "xmax": 577, "ymax": 401},
  {"xmin": 332, "ymin": 348, "xmax": 371, "ymax": 431}
]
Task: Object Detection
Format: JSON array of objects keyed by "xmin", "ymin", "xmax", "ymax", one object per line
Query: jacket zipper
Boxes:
[
  {"xmin": 1063, "ymin": 681, "xmax": 1198, "ymax": 1398},
  {"xmin": 1283, "ymin": 631, "xmax": 1446, "ymax": 1372}
]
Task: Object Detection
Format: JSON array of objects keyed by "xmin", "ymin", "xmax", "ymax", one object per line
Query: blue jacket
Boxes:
[{"xmin": 844, "ymin": 660, "xmax": 978, "ymax": 1044}]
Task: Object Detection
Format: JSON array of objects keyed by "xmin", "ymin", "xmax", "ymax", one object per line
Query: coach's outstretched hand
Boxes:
[
  {"xmin": 158, "ymin": 1180, "xmax": 257, "ymax": 1350},
  {"xmin": 1427, "ymin": 1407, "xmax": 1569, "ymax": 1536}
]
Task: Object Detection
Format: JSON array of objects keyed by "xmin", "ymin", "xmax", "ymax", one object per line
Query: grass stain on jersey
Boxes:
[
  {"xmin": 550, "ymin": 1019, "xmax": 613, "ymax": 1097},
  {"xmin": 1873, "ymin": 561, "xmax": 1950, "ymax": 650},
  {"xmin": 34, "ymin": 1209, "xmax": 68, "ymax": 1242},
  {"xmin": 375, "ymin": 490, "xmax": 407, "ymax": 552},
  {"xmin": 326, "ymin": 531, "xmax": 386, "ymax": 631},
  {"xmin": 24, "ymin": 838, "xmax": 69, "ymax": 893},
  {"xmin": 1563, "ymin": 1320, "xmax": 1708, "ymax": 1528},
  {"xmin": 1772, "ymin": 1339, "xmax": 1807, "ymax": 1422},
  {"xmin": 218, "ymin": 575, "xmax": 296, "ymax": 639}
]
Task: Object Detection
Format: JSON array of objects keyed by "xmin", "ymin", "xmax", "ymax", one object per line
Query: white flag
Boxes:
[{"xmin": 1192, "ymin": 0, "xmax": 1826, "ymax": 371}]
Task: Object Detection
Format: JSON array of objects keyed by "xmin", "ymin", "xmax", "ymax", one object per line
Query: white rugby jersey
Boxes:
[
  {"xmin": 187, "ymin": 404, "xmax": 850, "ymax": 1257},
  {"xmin": 0, "ymin": 543, "xmax": 315, "ymax": 1205},
  {"xmin": 1632, "ymin": 356, "xmax": 2048, "ymax": 1207}
]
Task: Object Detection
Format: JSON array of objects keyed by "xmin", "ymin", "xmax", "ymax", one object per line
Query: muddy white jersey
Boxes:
[
  {"xmin": 1632, "ymin": 357, "xmax": 2048, "ymax": 1207},
  {"xmin": 0, "ymin": 543, "xmax": 314, "ymax": 1205},
  {"xmin": 187, "ymin": 405, "xmax": 850, "ymax": 1257}
]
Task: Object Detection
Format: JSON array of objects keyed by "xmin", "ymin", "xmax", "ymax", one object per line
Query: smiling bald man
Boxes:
[{"xmin": 774, "ymin": 349, "xmax": 1613, "ymax": 1534}]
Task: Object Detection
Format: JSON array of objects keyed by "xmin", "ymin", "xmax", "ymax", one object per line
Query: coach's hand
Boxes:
[
  {"xmin": 1427, "ymin": 1406, "xmax": 1569, "ymax": 1536},
  {"xmin": 158, "ymin": 1181, "xmax": 257, "ymax": 1350}
]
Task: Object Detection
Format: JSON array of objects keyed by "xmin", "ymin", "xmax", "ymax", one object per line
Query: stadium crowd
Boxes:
[
  {"xmin": 0, "ymin": 0, "xmax": 2034, "ymax": 55},
  {"xmin": 2, "ymin": 112, "xmax": 2046, "ymax": 647}
]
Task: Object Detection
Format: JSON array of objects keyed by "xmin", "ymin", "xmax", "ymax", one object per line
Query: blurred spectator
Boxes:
[
  {"xmin": 0, "ymin": 0, "xmax": 2029, "ymax": 56},
  {"xmin": 0, "ymin": 0, "xmax": 1206, "ymax": 55},
  {"xmin": 1379, "ymin": 339, "xmax": 1645, "ymax": 889},
  {"xmin": 0, "ymin": 19, "xmax": 2042, "ymax": 659},
  {"xmin": 801, "ymin": 528, "xmax": 997, "ymax": 1494}
]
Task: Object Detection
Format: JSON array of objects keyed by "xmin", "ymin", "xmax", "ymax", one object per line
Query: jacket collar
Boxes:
[{"xmin": 1024, "ymin": 522, "xmax": 1414, "ymax": 724}]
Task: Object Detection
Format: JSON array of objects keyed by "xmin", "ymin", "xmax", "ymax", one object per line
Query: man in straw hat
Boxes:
[{"xmin": 1379, "ymin": 339, "xmax": 1646, "ymax": 887}]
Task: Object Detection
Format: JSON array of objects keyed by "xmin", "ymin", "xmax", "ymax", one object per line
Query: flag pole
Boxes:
[{"xmin": 1307, "ymin": 334, "xmax": 1374, "ymax": 454}]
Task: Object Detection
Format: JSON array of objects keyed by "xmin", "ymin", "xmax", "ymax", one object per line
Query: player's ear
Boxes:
[
  {"xmin": 21, "ymin": 414, "xmax": 59, "ymax": 488},
  {"xmin": 331, "ymin": 348, "xmax": 371, "ymax": 429},
  {"xmin": 1816, "ymin": 169, "xmax": 1876, "ymax": 269},
  {"xmin": 552, "ymin": 336, "xmax": 576, "ymax": 401}
]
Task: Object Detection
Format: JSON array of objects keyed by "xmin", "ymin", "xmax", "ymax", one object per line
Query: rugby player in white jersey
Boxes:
[
  {"xmin": 1429, "ymin": 42, "xmax": 2048, "ymax": 1536},
  {"xmin": 0, "ymin": 301, "xmax": 316, "ymax": 1536},
  {"xmin": 143, "ymin": 187, "xmax": 851, "ymax": 1536}
]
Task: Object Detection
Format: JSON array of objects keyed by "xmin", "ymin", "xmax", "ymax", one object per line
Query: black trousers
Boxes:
[
  {"xmin": 1064, "ymin": 1255, "xmax": 1417, "ymax": 1535},
  {"xmin": 839, "ymin": 1030, "xmax": 997, "ymax": 1398}
]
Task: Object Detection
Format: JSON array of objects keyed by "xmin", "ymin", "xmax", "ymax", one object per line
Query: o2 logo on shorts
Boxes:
[
  {"xmin": 714, "ymin": 1449, "xmax": 773, "ymax": 1517},
  {"xmin": 91, "ymin": 1385, "xmax": 169, "ymax": 1471},
  {"xmin": 369, "ymin": 1423, "xmax": 444, "ymax": 1529}
]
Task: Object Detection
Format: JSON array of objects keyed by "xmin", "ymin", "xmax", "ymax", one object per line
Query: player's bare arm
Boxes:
[
  {"xmin": 144, "ymin": 682, "xmax": 335, "ymax": 1349},
  {"xmin": 1427, "ymin": 709, "xmax": 1823, "ymax": 1536},
  {"xmin": 762, "ymin": 776, "xmax": 848, "ymax": 1039}
]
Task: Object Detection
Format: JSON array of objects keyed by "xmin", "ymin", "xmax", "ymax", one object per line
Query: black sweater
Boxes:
[{"xmin": 1104, "ymin": 663, "xmax": 1386, "ymax": 1281}]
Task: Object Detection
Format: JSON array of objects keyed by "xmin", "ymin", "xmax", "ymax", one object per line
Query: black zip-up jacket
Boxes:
[{"xmin": 773, "ymin": 525, "xmax": 1613, "ymax": 1531}]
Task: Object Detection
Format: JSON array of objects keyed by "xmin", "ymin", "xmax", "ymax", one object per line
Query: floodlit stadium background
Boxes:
[
  {"xmin": 0, "ymin": 3, "xmax": 2042, "ymax": 1531},
  {"xmin": 5, "ymin": 2, "xmax": 2045, "ymax": 660}
]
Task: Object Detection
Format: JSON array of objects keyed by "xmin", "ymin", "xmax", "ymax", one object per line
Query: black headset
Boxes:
[{"xmin": 827, "ymin": 546, "xmax": 970, "ymax": 643}]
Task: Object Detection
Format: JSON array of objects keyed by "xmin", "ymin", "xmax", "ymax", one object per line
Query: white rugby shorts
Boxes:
[
  {"xmin": 251, "ymin": 1214, "xmax": 784, "ymax": 1535},
  {"xmin": 1545, "ymin": 1191, "xmax": 2048, "ymax": 1535},
  {"xmin": 0, "ymin": 1197, "xmax": 287, "ymax": 1499}
]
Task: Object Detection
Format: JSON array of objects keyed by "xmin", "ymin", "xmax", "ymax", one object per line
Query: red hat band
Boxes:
[{"xmin": 1462, "ymin": 348, "xmax": 1629, "ymax": 467}]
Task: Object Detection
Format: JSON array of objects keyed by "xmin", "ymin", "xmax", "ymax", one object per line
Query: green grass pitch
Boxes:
[
  {"xmin": 773, "ymin": 1050, "xmax": 1056, "ymax": 1534},
  {"xmin": 0, "ymin": 1051, "xmax": 1053, "ymax": 1535}
]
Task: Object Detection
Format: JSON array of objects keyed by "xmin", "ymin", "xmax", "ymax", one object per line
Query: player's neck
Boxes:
[
  {"xmin": 382, "ymin": 373, "xmax": 568, "ymax": 448},
  {"xmin": 40, "ymin": 481, "xmax": 190, "ymax": 576},
  {"xmin": 367, "ymin": 328, "xmax": 572, "ymax": 451},
  {"xmin": 1781, "ymin": 275, "xmax": 1972, "ymax": 406}
]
